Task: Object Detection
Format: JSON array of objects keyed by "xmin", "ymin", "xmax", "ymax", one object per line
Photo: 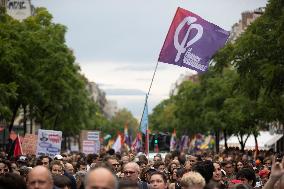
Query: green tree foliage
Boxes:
[
  {"xmin": 216, "ymin": 0, "xmax": 284, "ymax": 124},
  {"xmin": 109, "ymin": 108, "xmax": 138, "ymax": 137},
  {"xmin": 149, "ymin": 98, "xmax": 177, "ymax": 134},
  {"xmin": 0, "ymin": 8, "xmax": 106, "ymax": 136}
]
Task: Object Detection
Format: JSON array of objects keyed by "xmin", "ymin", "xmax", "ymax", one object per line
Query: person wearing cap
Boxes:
[
  {"xmin": 17, "ymin": 156, "xmax": 28, "ymax": 167},
  {"xmin": 54, "ymin": 154, "xmax": 63, "ymax": 160}
]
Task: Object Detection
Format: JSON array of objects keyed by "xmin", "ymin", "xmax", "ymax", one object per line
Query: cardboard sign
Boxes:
[
  {"xmin": 36, "ymin": 129, "xmax": 62, "ymax": 157},
  {"xmin": 22, "ymin": 134, "xmax": 37, "ymax": 155}
]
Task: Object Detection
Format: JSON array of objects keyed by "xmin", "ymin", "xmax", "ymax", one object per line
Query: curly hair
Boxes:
[{"xmin": 180, "ymin": 172, "xmax": 206, "ymax": 188}]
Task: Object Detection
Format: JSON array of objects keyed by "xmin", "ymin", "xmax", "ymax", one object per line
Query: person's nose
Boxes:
[
  {"xmin": 34, "ymin": 182, "xmax": 40, "ymax": 189},
  {"xmin": 153, "ymin": 181, "xmax": 158, "ymax": 187}
]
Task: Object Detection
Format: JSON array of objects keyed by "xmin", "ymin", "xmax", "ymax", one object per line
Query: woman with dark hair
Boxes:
[
  {"xmin": 211, "ymin": 162, "xmax": 226, "ymax": 188},
  {"xmin": 53, "ymin": 175, "xmax": 72, "ymax": 189},
  {"xmin": 169, "ymin": 168, "xmax": 178, "ymax": 184},
  {"xmin": 0, "ymin": 172, "xmax": 26, "ymax": 189},
  {"xmin": 149, "ymin": 171, "xmax": 168, "ymax": 189},
  {"xmin": 235, "ymin": 161, "xmax": 244, "ymax": 173},
  {"xmin": 0, "ymin": 160, "xmax": 11, "ymax": 176},
  {"xmin": 236, "ymin": 168, "xmax": 256, "ymax": 188}
]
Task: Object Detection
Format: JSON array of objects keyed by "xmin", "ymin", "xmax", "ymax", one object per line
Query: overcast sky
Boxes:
[{"xmin": 32, "ymin": 0, "xmax": 267, "ymax": 119}]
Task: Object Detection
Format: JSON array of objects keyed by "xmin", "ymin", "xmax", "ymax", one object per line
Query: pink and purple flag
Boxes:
[{"xmin": 158, "ymin": 7, "xmax": 230, "ymax": 73}]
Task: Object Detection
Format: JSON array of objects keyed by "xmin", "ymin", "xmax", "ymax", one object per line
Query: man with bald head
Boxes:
[
  {"xmin": 85, "ymin": 167, "xmax": 118, "ymax": 189},
  {"xmin": 123, "ymin": 162, "xmax": 148, "ymax": 189},
  {"xmin": 27, "ymin": 166, "xmax": 54, "ymax": 189}
]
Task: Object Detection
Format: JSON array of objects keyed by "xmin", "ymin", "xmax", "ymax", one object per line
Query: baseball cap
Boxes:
[
  {"xmin": 54, "ymin": 154, "xmax": 63, "ymax": 160},
  {"xmin": 17, "ymin": 156, "xmax": 28, "ymax": 162}
]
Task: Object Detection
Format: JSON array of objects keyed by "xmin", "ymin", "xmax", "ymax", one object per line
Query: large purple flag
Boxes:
[{"xmin": 158, "ymin": 7, "xmax": 230, "ymax": 73}]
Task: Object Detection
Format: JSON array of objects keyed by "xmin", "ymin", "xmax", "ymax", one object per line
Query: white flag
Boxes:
[{"xmin": 112, "ymin": 134, "xmax": 122, "ymax": 152}]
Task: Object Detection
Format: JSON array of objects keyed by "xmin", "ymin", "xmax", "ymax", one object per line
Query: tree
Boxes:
[
  {"xmin": 0, "ymin": 8, "xmax": 107, "ymax": 137},
  {"xmin": 109, "ymin": 108, "xmax": 138, "ymax": 137},
  {"xmin": 149, "ymin": 98, "xmax": 177, "ymax": 134}
]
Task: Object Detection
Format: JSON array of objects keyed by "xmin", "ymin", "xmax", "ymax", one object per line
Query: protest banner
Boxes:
[
  {"xmin": 36, "ymin": 129, "xmax": 62, "ymax": 157},
  {"xmin": 22, "ymin": 134, "xmax": 37, "ymax": 155},
  {"xmin": 80, "ymin": 130, "xmax": 100, "ymax": 154}
]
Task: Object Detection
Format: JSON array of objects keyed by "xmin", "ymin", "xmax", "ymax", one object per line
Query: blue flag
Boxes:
[{"xmin": 140, "ymin": 101, "xmax": 148, "ymax": 134}]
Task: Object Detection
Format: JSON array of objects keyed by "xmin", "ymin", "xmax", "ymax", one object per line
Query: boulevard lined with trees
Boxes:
[{"xmin": 149, "ymin": 0, "xmax": 284, "ymax": 152}]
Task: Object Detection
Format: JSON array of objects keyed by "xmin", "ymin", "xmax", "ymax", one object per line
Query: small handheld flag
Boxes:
[
  {"xmin": 140, "ymin": 100, "xmax": 148, "ymax": 135},
  {"xmin": 159, "ymin": 7, "xmax": 230, "ymax": 73}
]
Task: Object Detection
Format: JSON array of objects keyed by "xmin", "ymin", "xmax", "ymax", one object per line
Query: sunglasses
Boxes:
[
  {"xmin": 123, "ymin": 171, "xmax": 136, "ymax": 175},
  {"xmin": 112, "ymin": 163, "xmax": 120, "ymax": 167}
]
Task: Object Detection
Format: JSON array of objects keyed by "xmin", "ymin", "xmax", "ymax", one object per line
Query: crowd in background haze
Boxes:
[{"xmin": 0, "ymin": 147, "xmax": 284, "ymax": 189}]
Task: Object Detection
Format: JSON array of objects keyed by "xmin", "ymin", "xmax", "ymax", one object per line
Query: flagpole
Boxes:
[
  {"xmin": 139, "ymin": 60, "xmax": 159, "ymax": 156},
  {"xmin": 146, "ymin": 61, "xmax": 159, "ymax": 101}
]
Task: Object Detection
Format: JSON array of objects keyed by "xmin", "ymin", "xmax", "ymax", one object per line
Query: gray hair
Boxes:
[{"xmin": 123, "ymin": 162, "xmax": 140, "ymax": 173}]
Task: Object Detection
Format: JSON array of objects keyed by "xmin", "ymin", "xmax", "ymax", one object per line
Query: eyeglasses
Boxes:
[
  {"xmin": 42, "ymin": 162, "xmax": 49, "ymax": 165},
  {"xmin": 112, "ymin": 163, "xmax": 120, "ymax": 167},
  {"xmin": 123, "ymin": 171, "xmax": 136, "ymax": 175}
]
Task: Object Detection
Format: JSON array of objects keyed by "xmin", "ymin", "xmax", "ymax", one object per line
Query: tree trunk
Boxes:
[
  {"xmin": 53, "ymin": 114, "xmax": 59, "ymax": 130},
  {"xmin": 253, "ymin": 133, "xmax": 258, "ymax": 160},
  {"xmin": 62, "ymin": 135, "xmax": 67, "ymax": 151},
  {"xmin": 238, "ymin": 134, "xmax": 249, "ymax": 152},
  {"xmin": 9, "ymin": 104, "xmax": 19, "ymax": 132},
  {"xmin": 224, "ymin": 130, "xmax": 228, "ymax": 150},
  {"xmin": 67, "ymin": 136, "xmax": 71, "ymax": 151},
  {"xmin": 29, "ymin": 106, "xmax": 33, "ymax": 134},
  {"xmin": 41, "ymin": 112, "xmax": 45, "ymax": 129},
  {"xmin": 23, "ymin": 106, "xmax": 27, "ymax": 135},
  {"xmin": 215, "ymin": 129, "xmax": 220, "ymax": 153}
]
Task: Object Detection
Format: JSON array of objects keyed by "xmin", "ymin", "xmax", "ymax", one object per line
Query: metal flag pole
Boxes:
[{"xmin": 139, "ymin": 61, "xmax": 159, "ymax": 157}]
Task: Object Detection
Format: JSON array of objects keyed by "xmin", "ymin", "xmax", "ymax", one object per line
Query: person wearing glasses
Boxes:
[
  {"xmin": 123, "ymin": 162, "xmax": 149, "ymax": 189},
  {"xmin": 105, "ymin": 155, "xmax": 121, "ymax": 174}
]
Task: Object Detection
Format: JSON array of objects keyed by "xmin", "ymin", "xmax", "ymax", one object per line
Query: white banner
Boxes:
[
  {"xmin": 6, "ymin": 0, "xmax": 32, "ymax": 21},
  {"xmin": 82, "ymin": 140, "xmax": 100, "ymax": 155},
  {"xmin": 87, "ymin": 131, "xmax": 100, "ymax": 141},
  {"xmin": 36, "ymin": 129, "xmax": 62, "ymax": 158}
]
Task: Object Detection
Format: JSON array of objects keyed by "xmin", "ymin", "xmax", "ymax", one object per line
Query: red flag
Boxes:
[{"xmin": 14, "ymin": 135, "xmax": 23, "ymax": 157}]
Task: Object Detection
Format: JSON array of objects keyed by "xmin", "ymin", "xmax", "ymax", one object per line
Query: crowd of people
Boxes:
[{"xmin": 0, "ymin": 148, "xmax": 284, "ymax": 189}]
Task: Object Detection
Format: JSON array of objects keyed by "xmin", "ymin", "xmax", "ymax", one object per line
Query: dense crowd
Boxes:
[{"xmin": 0, "ymin": 148, "xmax": 284, "ymax": 189}]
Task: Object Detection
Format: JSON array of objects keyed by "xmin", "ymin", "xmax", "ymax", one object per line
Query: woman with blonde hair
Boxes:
[{"xmin": 180, "ymin": 172, "xmax": 206, "ymax": 189}]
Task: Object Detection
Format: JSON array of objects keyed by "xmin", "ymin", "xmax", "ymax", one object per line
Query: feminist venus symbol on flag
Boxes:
[{"xmin": 159, "ymin": 7, "xmax": 230, "ymax": 73}]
